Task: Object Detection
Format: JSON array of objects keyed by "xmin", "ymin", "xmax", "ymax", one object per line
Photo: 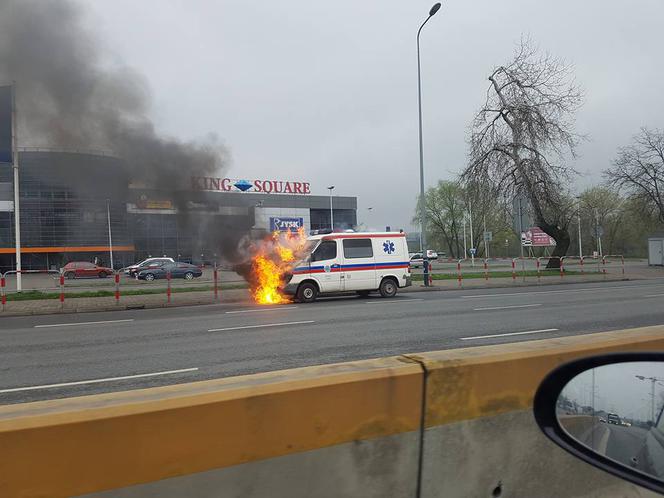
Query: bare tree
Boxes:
[
  {"xmin": 461, "ymin": 38, "xmax": 584, "ymax": 267},
  {"xmin": 606, "ymin": 128, "xmax": 664, "ymax": 225}
]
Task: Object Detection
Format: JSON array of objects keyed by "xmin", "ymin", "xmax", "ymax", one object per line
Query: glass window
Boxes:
[
  {"xmin": 311, "ymin": 241, "xmax": 337, "ymax": 262},
  {"xmin": 343, "ymin": 239, "xmax": 373, "ymax": 259}
]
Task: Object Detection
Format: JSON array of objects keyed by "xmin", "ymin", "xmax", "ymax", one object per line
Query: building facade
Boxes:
[{"xmin": 0, "ymin": 150, "xmax": 357, "ymax": 271}]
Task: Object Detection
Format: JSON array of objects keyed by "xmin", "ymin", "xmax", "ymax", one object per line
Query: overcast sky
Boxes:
[
  {"xmin": 563, "ymin": 362, "xmax": 664, "ymax": 423},
  {"xmin": 85, "ymin": 0, "xmax": 664, "ymax": 230}
]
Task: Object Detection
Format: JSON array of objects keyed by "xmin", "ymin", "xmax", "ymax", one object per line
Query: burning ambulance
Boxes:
[{"xmin": 281, "ymin": 231, "xmax": 412, "ymax": 303}]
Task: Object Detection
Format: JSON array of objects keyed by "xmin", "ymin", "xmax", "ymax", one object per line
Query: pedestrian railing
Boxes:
[
  {"xmin": 1, "ymin": 264, "xmax": 225, "ymax": 312},
  {"xmin": 418, "ymin": 254, "xmax": 625, "ymax": 288}
]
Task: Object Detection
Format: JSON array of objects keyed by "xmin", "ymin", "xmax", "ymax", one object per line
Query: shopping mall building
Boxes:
[{"xmin": 0, "ymin": 149, "xmax": 357, "ymax": 271}]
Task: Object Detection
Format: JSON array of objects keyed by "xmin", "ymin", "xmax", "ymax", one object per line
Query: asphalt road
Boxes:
[
  {"xmin": 605, "ymin": 425, "xmax": 648, "ymax": 468},
  {"xmin": 2, "ymin": 278, "xmax": 664, "ymax": 405}
]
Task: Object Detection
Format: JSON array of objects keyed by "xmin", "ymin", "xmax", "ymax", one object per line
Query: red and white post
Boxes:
[
  {"xmin": 580, "ymin": 256, "xmax": 585, "ymax": 275},
  {"xmin": 114, "ymin": 272, "xmax": 120, "ymax": 305},
  {"xmin": 167, "ymin": 271, "xmax": 172, "ymax": 304},
  {"xmin": 59, "ymin": 272, "xmax": 65, "ymax": 310},
  {"xmin": 560, "ymin": 257, "xmax": 564, "ymax": 279},
  {"xmin": 602, "ymin": 256, "xmax": 607, "ymax": 279},
  {"xmin": 483, "ymin": 259, "xmax": 489, "ymax": 282},
  {"xmin": 457, "ymin": 260, "xmax": 462, "ymax": 288},
  {"xmin": 213, "ymin": 264, "xmax": 219, "ymax": 302},
  {"xmin": 511, "ymin": 259, "xmax": 517, "ymax": 282},
  {"xmin": 536, "ymin": 258, "xmax": 541, "ymax": 284},
  {"xmin": 1, "ymin": 273, "xmax": 6, "ymax": 312}
]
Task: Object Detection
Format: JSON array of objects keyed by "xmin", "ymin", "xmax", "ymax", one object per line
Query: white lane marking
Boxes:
[
  {"xmin": 0, "ymin": 368, "xmax": 199, "ymax": 394},
  {"xmin": 365, "ymin": 298, "xmax": 425, "ymax": 304},
  {"xmin": 208, "ymin": 320, "xmax": 315, "ymax": 332},
  {"xmin": 34, "ymin": 319, "xmax": 134, "ymax": 329},
  {"xmin": 460, "ymin": 328, "xmax": 559, "ymax": 341},
  {"xmin": 225, "ymin": 306, "xmax": 298, "ymax": 314},
  {"xmin": 461, "ymin": 284, "xmax": 663, "ymax": 299},
  {"xmin": 644, "ymin": 294, "xmax": 664, "ymax": 298},
  {"xmin": 474, "ymin": 304, "xmax": 542, "ymax": 311}
]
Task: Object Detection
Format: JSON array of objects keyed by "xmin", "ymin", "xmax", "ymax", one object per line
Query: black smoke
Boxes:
[{"xmin": 0, "ymin": 0, "xmax": 226, "ymax": 189}]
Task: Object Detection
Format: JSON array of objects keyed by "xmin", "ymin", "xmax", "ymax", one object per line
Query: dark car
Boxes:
[
  {"xmin": 124, "ymin": 257, "xmax": 174, "ymax": 276},
  {"xmin": 136, "ymin": 262, "xmax": 202, "ymax": 281},
  {"xmin": 62, "ymin": 262, "xmax": 113, "ymax": 279},
  {"xmin": 607, "ymin": 413, "xmax": 622, "ymax": 425}
]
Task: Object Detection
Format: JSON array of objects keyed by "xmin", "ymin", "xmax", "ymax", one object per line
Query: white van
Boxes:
[{"xmin": 283, "ymin": 232, "xmax": 412, "ymax": 303}]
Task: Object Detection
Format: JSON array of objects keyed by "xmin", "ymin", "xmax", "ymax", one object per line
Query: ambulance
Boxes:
[{"xmin": 282, "ymin": 231, "xmax": 412, "ymax": 303}]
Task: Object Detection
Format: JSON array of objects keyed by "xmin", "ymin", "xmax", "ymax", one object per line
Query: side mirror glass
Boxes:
[{"xmin": 534, "ymin": 353, "xmax": 664, "ymax": 494}]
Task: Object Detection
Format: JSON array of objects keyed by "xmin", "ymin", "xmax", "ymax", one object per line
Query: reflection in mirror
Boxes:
[{"xmin": 558, "ymin": 362, "xmax": 664, "ymax": 482}]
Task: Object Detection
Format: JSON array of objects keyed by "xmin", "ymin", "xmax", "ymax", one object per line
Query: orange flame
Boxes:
[{"xmin": 251, "ymin": 227, "xmax": 308, "ymax": 305}]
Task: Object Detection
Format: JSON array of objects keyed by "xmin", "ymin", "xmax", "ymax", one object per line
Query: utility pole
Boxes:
[
  {"xmin": 483, "ymin": 214, "xmax": 489, "ymax": 259},
  {"xmin": 106, "ymin": 199, "xmax": 114, "ymax": 270},
  {"xmin": 578, "ymin": 210, "xmax": 582, "ymax": 258},
  {"xmin": 594, "ymin": 208, "xmax": 603, "ymax": 257},
  {"xmin": 518, "ymin": 197, "xmax": 524, "ymax": 260},
  {"xmin": 11, "ymin": 83, "xmax": 21, "ymax": 292},
  {"xmin": 463, "ymin": 218, "xmax": 467, "ymax": 259},
  {"xmin": 469, "ymin": 201, "xmax": 475, "ymax": 267}
]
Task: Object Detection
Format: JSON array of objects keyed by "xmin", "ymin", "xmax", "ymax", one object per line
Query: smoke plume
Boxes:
[{"xmin": 0, "ymin": 0, "xmax": 226, "ymax": 187}]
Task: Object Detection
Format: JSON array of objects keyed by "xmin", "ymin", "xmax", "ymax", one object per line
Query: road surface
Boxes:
[
  {"xmin": 1, "ymin": 278, "xmax": 664, "ymax": 405},
  {"xmin": 605, "ymin": 424, "xmax": 649, "ymax": 468}
]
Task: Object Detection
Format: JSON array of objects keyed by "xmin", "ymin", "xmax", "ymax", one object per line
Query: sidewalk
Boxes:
[{"xmin": 0, "ymin": 273, "xmax": 639, "ymax": 318}]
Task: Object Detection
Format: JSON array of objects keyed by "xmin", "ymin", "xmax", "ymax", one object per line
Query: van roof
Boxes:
[{"xmin": 309, "ymin": 231, "xmax": 407, "ymax": 241}]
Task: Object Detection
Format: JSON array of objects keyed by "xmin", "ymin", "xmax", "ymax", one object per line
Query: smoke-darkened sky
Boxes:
[{"xmin": 12, "ymin": 1, "xmax": 664, "ymax": 230}]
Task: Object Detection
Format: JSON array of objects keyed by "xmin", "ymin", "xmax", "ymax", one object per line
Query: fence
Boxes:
[
  {"xmin": 1, "ymin": 264, "xmax": 233, "ymax": 313},
  {"xmin": 423, "ymin": 255, "xmax": 625, "ymax": 288}
]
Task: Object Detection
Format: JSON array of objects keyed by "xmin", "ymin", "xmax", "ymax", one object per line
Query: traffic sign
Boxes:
[
  {"xmin": 469, "ymin": 248, "xmax": 477, "ymax": 256},
  {"xmin": 483, "ymin": 231, "xmax": 493, "ymax": 242}
]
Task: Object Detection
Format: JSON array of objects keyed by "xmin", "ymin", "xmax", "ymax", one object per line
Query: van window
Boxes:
[
  {"xmin": 311, "ymin": 241, "xmax": 337, "ymax": 262},
  {"xmin": 343, "ymin": 239, "xmax": 373, "ymax": 258}
]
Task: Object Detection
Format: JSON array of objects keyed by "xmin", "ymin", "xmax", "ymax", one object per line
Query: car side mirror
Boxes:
[{"xmin": 533, "ymin": 353, "xmax": 664, "ymax": 494}]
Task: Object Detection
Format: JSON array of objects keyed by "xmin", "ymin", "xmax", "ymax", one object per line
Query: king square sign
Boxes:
[{"xmin": 192, "ymin": 176, "xmax": 311, "ymax": 195}]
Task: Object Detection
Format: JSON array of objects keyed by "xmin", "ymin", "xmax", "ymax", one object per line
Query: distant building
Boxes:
[{"xmin": 0, "ymin": 149, "xmax": 357, "ymax": 270}]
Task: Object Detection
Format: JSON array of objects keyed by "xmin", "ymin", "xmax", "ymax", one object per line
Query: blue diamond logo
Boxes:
[{"xmin": 234, "ymin": 180, "xmax": 253, "ymax": 192}]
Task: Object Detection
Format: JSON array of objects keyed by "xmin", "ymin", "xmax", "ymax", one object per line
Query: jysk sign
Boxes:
[
  {"xmin": 192, "ymin": 177, "xmax": 311, "ymax": 195},
  {"xmin": 270, "ymin": 217, "xmax": 304, "ymax": 232}
]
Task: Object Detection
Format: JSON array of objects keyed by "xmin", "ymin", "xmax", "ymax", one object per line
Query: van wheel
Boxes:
[
  {"xmin": 379, "ymin": 278, "xmax": 398, "ymax": 298},
  {"xmin": 356, "ymin": 290, "xmax": 370, "ymax": 298},
  {"xmin": 297, "ymin": 282, "xmax": 318, "ymax": 303}
]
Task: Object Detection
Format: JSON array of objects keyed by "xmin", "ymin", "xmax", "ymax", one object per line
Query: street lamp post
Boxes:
[
  {"xmin": 417, "ymin": 2, "xmax": 441, "ymax": 287},
  {"xmin": 106, "ymin": 199, "xmax": 114, "ymax": 270},
  {"xmin": 636, "ymin": 375, "xmax": 664, "ymax": 424},
  {"xmin": 575, "ymin": 196, "xmax": 582, "ymax": 258},
  {"xmin": 327, "ymin": 185, "xmax": 335, "ymax": 230}
]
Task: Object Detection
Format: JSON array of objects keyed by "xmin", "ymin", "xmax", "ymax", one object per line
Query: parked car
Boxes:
[
  {"xmin": 136, "ymin": 262, "xmax": 202, "ymax": 281},
  {"xmin": 62, "ymin": 262, "xmax": 113, "ymax": 279},
  {"xmin": 409, "ymin": 250, "xmax": 438, "ymax": 268},
  {"xmin": 124, "ymin": 257, "xmax": 174, "ymax": 276}
]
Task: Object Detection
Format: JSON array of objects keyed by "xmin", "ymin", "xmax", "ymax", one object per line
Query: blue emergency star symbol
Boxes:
[
  {"xmin": 234, "ymin": 180, "xmax": 253, "ymax": 192},
  {"xmin": 383, "ymin": 241, "xmax": 395, "ymax": 254}
]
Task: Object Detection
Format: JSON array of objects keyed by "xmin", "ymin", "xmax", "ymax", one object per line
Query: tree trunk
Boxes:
[{"xmin": 538, "ymin": 222, "xmax": 571, "ymax": 269}]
